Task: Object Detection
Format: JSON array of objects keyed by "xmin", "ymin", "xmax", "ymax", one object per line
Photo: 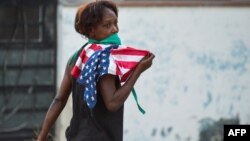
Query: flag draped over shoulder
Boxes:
[{"xmin": 71, "ymin": 43, "xmax": 149, "ymax": 110}]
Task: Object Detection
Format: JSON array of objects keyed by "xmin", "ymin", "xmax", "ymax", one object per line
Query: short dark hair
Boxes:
[{"xmin": 74, "ymin": 0, "xmax": 118, "ymax": 37}]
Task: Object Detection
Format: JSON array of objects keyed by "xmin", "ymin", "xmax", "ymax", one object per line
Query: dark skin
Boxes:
[{"xmin": 37, "ymin": 7, "xmax": 155, "ymax": 141}]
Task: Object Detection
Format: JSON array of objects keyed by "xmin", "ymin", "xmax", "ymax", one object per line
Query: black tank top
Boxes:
[{"xmin": 65, "ymin": 45, "xmax": 124, "ymax": 141}]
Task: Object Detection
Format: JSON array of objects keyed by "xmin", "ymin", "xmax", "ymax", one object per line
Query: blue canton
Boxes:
[{"xmin": 77, "ymin": 45, "xmax": 118, "ymax": 109}]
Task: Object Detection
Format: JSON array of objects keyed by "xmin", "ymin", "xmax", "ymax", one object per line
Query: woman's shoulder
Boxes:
[
  {"xmin": 67, "ymin": 43, "xmax": 88, "ymax": 67},
  {"xmin": 68, "ymin": 49, "xmax": 80, "ymax": 67}
]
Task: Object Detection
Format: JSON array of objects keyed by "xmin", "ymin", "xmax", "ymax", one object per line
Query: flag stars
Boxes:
[
  {"xmin": 102, "ymin": 59, "xmax": 106, "ymax": 63},
  {"xmin": 76, "ymin": 45, "xmax": 121, "ymax": 109}
]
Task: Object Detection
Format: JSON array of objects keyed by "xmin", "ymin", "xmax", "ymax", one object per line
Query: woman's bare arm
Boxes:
[
  {"xmin": 37, "ymin": 65, "xmax": 72, "ymax": 141},
  {"xmin": 99, "ymin": 53, "xmax": 155, "ymax": 112}
]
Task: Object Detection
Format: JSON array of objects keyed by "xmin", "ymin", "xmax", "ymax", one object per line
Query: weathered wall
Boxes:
[{"xmin": 56, "ymin": 6, "xmax": 250, "ymax": 141}]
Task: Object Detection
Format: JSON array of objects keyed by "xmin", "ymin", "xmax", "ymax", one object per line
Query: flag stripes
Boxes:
[{"xmin": 71, "ymin": 43, "xmax": 149, "ymax": 109}]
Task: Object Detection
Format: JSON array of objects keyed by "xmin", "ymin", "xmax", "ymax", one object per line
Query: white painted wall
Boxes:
[{"xmin": 56, "ymin": 6, "xmax": 250, "ymax": 141}]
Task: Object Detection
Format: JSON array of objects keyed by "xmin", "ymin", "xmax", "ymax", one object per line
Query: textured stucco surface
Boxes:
[{"xmin": 57, "ymin": 6, "xmax": 250, "ymax": 141}]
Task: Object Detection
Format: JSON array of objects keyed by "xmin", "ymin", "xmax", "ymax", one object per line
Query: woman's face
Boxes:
[{"xmin": 90, "ymin": 7, "xmax": 119, "ymax": 40}]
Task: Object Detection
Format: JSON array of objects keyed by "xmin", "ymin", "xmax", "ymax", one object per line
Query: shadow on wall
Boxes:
[{"xmin": 199, "ymin": 116, "xmax": 239, "ymax": 141}]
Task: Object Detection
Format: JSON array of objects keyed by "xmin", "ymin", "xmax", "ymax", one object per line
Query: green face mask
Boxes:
[{"xmin": 88, "ymin": 33, "xmax": 121, "ymax": 45}]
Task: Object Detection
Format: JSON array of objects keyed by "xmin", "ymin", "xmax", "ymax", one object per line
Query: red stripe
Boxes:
[
  {"xmin": 71, "ymin": 49, "xmax": 86, "ymax": 78},
  {"xmin": 83, "ymin": 56, "xmax": 89, "ymax": 63},
  {"xmin": 71, "ymin": 66, "xmax": 81, "ymax": 78},
  {"xmin": 111, "ymin": 48, "xmax": 149, "ymax": 56},
  {"xmin": 79, "ymin": 49, "xmax": 86, "ymax": 59},
  {"xmin": 120, "ymin": 70, "xmax": 133, "ymax": 82},
  {"xmin": 90, "ymin": 44, "xmax": 102, "ymax": 51},
  {"xmin": 116, "ymin": 65, "xmax": 122, "ymax": 75},
  {"xmin": 116, "ymin": 61, "xmax": 138, "ymax": 69}
]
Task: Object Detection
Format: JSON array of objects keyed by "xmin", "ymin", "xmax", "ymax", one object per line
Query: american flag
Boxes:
[{"xmin": 71, "ymin": 43, "xmax": 149, "ymax": 109}]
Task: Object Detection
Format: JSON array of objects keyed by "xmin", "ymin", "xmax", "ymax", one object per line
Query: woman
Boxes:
[{"xmin": 37, "ymin": 0, "xmax": 155, "ymax": 141}]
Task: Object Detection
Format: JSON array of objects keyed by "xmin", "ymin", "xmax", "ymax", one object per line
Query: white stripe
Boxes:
[
  {"xmin": 84, "ymin": 44, "xmax": 92, "ymax": 50},
  {"xmin": 86, "ymin": 49, "xmax": 95, "ymax": 58},
  {"xmin": 96, "ymin": 44, "xmax": 112, "ymax": 49},
  {"xmin": 112, "ymin": 54, "xmax": 143, "ymax": 62},
  {"xmin": 81, "ymin": 63, "xmax": 85, "ymax": 70},
  {"xmin": 75, "ymin": 57, "xmax": 82, "ymax": 68},
  {"xmin": 116, "ymin": 45, "xmax": 126, "ymax": 49},
  {"xmin": 119, "ymin": 67, "xmax": 130, "ymax": 74},
  {"xmin": 108, "ymin": 55, "xmax": 116, "ymax": 75}
]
